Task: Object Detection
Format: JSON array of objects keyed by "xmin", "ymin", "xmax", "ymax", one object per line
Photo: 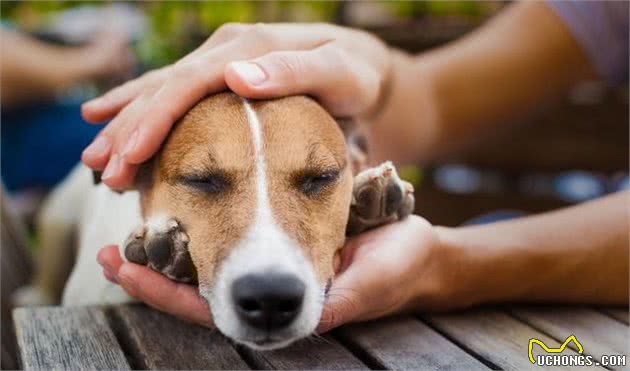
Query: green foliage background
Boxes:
[{"xmin": 1, "ymin": 1, "xmax": 492, "ymax": 68}]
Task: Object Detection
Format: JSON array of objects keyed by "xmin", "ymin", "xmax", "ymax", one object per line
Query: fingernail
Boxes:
[
  {"xmin": 84, "ymin": 98, "xmax": 104, "ymax": 109},
  {"xmin": 230, "ymin": 62, "xmax": 267, "ymax": 85},
  {"xmin": 122, "ymin": 129, "xmax": 138, "ymax": 158},
  {"xmin": 83, "ymin": 136, "xmax": 111, "ymax": 157},
  {"xmin": 102, "ymin": 153, "xmax": 120, "ymax": 180}
]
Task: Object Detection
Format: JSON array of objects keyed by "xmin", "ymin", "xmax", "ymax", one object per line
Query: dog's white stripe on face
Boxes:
[
  {"xmin": 243, "ymin": 100, "xmax": 274, "ymax": 231},
  {"xmin": 203, "ymin": 99, "xmax": 321, "ymax": 350}
]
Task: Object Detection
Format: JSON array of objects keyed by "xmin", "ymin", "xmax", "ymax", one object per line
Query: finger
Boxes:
[
  {"xmin": 225, "ymin": 43, "xmax": 381, "ymax": 117},
  {"xmin": 103, "ymin": 268, "xmax": 118, "ymax": 283},
  {"xmin": 82, "ymin": 90, "xmax": 147, "ymax": 171},
  {"xmin": 317, "ymin": 275, "xmax": 364, "ymax": 333},
  {"xmin": 82, "ymin": 82, "xmax": 142, "ymax": 124},
  {"xmin": 193, "ymin": 23, "xmax": 252, "ymax": 52},
  {"xmin": 97, "ymin": 245, "xmax": 125, "ymax": 273},
  {"xmin": 317, "ymin": 230, "xmax": 389, "ymax": 333},
  {"xmin": 83, "ymin": 23, "xmax": 248, "ymax": 123},
  {"xmin": 316, "ymin": 253, "xmax": 373, "ymax": 333},
  {"xmin": 337, "ymin": 235, "xmax": 365, "ymax": 274},
  {"xmin": 123, "ymin": 25, "xmax": 335, "ymax": 165},
  {"xmin": 86, "ymin": 91, "xmax": 149, "ymax": 188},
  {"xmin": 82, "ymin": 68, "xmax": 168, "ymax": 123},
  {"xmin": 101, "ymin": 153, "xmax": 139, "ymax": 190},
  {"xmin": 121, "ymin": 53, "xmax": 231, "ymax": 165},
  {"xmin": 81, "ymin": 133, "xmax": 112, "ymax": 171},
  {"xmin": 117, "ymin": 263, "xmax": 213, "ymax": 327}
]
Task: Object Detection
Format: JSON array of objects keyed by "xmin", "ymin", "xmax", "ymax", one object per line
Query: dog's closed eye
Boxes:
[
  {"xmin": 296, "ymin": 169, "xmax": 339, "ymax": 197},
  {"xmin": 179, "ymin": 173, "xmax": 231, "ymax": 194}
]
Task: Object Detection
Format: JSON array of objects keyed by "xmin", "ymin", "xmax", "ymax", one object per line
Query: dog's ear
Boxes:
[
  {"xmin": 336, "ymin": 118, "xmax": 368, "ymax": 174},
  {"xmin": 92, "ymin": 170, "xmax": 104, "ymax": 185},
  {"xmin": 133, "ymin": 158, "xmax": 156, "ymax": 193}
]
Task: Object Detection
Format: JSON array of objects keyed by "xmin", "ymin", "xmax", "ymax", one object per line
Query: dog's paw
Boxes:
[
  {"xmin": 347, "ymin": 161, "xmax": 415, "ymax": 235},
  {"xmin": 124, "ymin": 217, "xmax": 197, "ymax": 283}
]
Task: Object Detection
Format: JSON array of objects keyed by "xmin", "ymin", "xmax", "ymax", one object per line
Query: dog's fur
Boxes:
[{"xmin": 15, "ymin": 92, "xmax": 414, "ymax": 350}]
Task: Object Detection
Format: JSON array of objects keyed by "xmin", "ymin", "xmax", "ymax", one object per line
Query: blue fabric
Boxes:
[{"xmin": 1, "ymin": 102, "xmax": 101, "ymax": 191}]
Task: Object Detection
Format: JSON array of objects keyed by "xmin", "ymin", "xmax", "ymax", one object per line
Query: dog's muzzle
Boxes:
[{"xmin": 231, "ymin": 273, "xmax": 305, "ymax": 331}]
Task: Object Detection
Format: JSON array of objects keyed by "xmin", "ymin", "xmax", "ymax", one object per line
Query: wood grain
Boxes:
[
  {"xmin": 599, "ymin": 307, "xmax": 629, "ymax": 325},
  {"xmin": 13, "ymin": 306, "xmax": 129, "ymax": 370},
  {"xmin": 111, "ymin": 304, "xmax": 248, "ymax": 370},
  {"xmin": 337, "ymin": 315, "xmax": 488, "ymax": 370},
  {"xmin": 423, "ymin": 310, "xmax": 602, "ymax": 370},
  {"xmin": 511, "ymin": 307, "xmax": 629, "ymax": 367},
  {"xmin": 241, "ymin": 334, "xmax": 367, "ymax": 370}
]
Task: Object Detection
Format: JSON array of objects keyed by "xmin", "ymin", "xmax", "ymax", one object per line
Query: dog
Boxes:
[{"xmin": 15, "ymin": 92, "xmax": 414, "ymax": 350}]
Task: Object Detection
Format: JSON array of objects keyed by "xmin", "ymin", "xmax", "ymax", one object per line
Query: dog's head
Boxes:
[{"xmin": 137, "ymin": 92, "xmax": 353, "ymax": 349}]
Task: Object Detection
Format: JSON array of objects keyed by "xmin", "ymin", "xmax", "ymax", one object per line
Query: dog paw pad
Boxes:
[
  {"xmin": 123, "ymin": 218, "xmax": 196, "ymax": 283},
  {"xmin": 347, "ymin": 161, "xmax": 415, "ymax": 235}
]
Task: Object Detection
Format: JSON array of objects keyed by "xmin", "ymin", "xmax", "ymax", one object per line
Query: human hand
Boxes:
[
  {"xmin": 97, "ymin": 245, "xmax": 213, "ymax": 327},
  {"xmin": 318, "ymin": 215, "xmax": 453, "ymax": 333},
  {"xmin": 97, "ymin": 216, "xmax": 452, "ymax": 332},
  {"xmin": 81, "ymin": 23, "xmax": 391, "ymax": 189}
]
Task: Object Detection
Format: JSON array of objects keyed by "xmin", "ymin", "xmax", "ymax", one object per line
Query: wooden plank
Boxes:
[
  {"xmin": 13, "ymin": 306, "xmax": 130, "ymax": 370},
  {"xmin": 511, "ymin": 307, "xmax": 629, "ymax": 366},
  {"xmin": 337, "ymin": 316, "xmax": 488, "ymax": 370},
  {"xmin": 423, "ymin": 310, "xmax": 602, "ymax": 370},
  {"xmin": 111, "ymin": 304, "xmax": 248, "ymax": 370},
  {"xmin": 599, "ymin": 307, "xmax": 629, "ymax": 325},
  {"xmin": 1, "ymin": 187, "xmax": 33, "ymax": 370},
  {"xmin": 241, "ymin": 334, "xmax": 367, "ymax": 370}
]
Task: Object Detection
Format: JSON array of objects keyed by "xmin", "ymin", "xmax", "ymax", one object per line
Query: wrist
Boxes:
[
  {"xmin": 434, "ymin": 224, "xmax": 546, "ymax": 308},
  {"xmin": 404, "ymin": 224, "xmax": 479, "ymax": 312},
  {"xmin": 430, "ymin": 225, "xmax": 511, "ymax": 309},
  {"xmin": 360, "ymin": 46, "xmax": 395, "ymax": 122},
  {"xmin": 364, "ymin": 49, "xmax": 442, "ymax": 165}
]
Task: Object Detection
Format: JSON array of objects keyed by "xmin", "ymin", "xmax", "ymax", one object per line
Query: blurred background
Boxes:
[
  {"xmin": 0, "ymin": 3, "xmax": 628, "ymax": 368},
  {"xmin": 0, "ymin": 0, "xmax": 628, "ymax": 226}
]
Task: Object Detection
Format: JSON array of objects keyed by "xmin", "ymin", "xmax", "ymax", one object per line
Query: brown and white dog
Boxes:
[{"xmin": 15, "ymin": 92, "xmax": 414, "ymax": 350}]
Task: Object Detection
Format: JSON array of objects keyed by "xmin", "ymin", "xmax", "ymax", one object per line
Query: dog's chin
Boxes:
[
  {"xmin": 237, "ymin": 337, "xmax": 301, "ymax": 351},
  {"xmin": 201, "ymin": 287, "xmax": 323, "ymax": 351},
  {"xmin": 216, "ymin": 311, "xmax": 321, "ymax": 351}
]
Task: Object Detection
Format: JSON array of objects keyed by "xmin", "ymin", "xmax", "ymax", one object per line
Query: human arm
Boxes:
[
  {"xmin": 81, "ymin": 1, "xmax": 598, "ymax": 188},
  {"xmin": 367, "ymin": 0, "xmax": 598, "ymax": 164},
  {"xmin": 1, "ymin": 29, "xmax": 133, "ymax": 108},
  {"xmin": 97, "ymin": 191, "xmax": 628, "ymax": 331},
  {"xmin": 434, "ymin": 190, "xmax": 629, "ymax": 308}
]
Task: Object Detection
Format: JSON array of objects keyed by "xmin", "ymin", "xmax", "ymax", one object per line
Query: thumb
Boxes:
[
  {"xmin": 316, "ymin": 265, "xmax": 367, "ymax": 333},
  {"xmin": 224, "ymin": 44, "xmax": 380, "ymax": 117}
]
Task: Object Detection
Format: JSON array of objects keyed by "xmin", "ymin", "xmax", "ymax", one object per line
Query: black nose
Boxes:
[{"xmin": 231, "ymin": 273, "xmax": 305, "ymax": 331}]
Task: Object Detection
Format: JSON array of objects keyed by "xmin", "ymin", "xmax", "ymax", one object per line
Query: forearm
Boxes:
[
  {"xmin": 436, "ymin": 191, "xmax": 629, "ymax": 308},
  {"xmin": 1, "ymin": 30, "xmax": 95, "ymax": 107},
  {"xmin": 368, "ymin": 1, "xmax": 596, "ymax": 164}
]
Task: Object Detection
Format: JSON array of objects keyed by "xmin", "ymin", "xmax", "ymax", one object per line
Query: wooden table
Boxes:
[{"xmin": 13, "ymin": 304, "xmax": 629, "ymax": 370}]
